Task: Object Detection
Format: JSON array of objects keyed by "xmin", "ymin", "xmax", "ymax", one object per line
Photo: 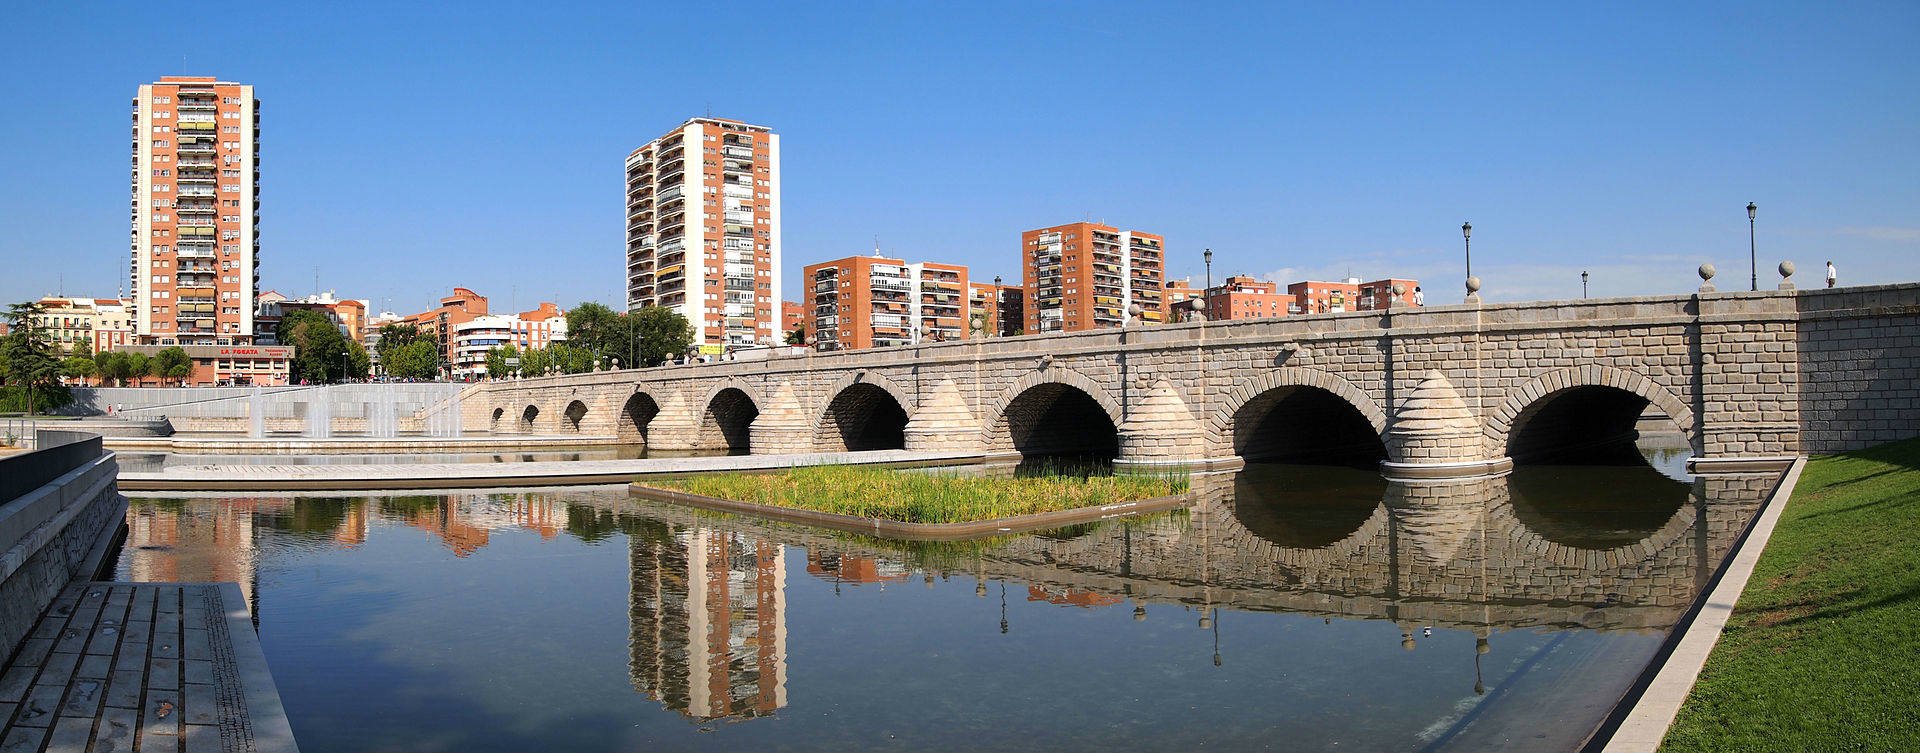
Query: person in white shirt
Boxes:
[
  {"xmin": 1827, "ymin": 261, "xmax": 1837, "ymax": 288},
  {"xmin": 1412, "ymin": 286, "xmax": 1425, "ymax": 306}
]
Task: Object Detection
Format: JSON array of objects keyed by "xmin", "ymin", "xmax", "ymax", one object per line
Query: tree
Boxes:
[
  {"xmin": 345, "ymin": 341, "xmax": 371, "ymax": 381},
  {"xmin": 551, "ymin": 343, "xmax": 595, "ymax": 374},
  {"xmin": 564, "ymin": 302, "xmax": 624, "ymax": 363},
  {"xmin": 484, "ymin": 344, "xmax": 520, "ymax": 379},
  {"xmin": 95, "ymin": 351, "xmax": 130, "ymax": 387},
  {"xmin": 278, "ymin": 309, "xmax": 354, "ymax": 383},
  {"xmin": 631, "ymin": 306, "xmax": 694, "ymax": 366},
  {"xmin": 386, "ymin": 340, "xmax": 440, "ymax": 380},
  {"xmin": 124, "ymin": 352, "xmax": 152, "ymax": 386},
  {"xmin": 60, "ymin": 355, "xmax": 97, "ymax": 384},
  {"xmin": 3, "ymin": 301, "xmax": 65, "ymax": 415},
  {"xmin": 785, "ymin": 324, "xmax": 805, "ymax": 346},
  {"xmin": 519, "ymin": 346, "xmax": 554, "ymax": 377},
  {"xmin": 374, "ymin": 323, "xmax": 435, "ymax": 371},
  {"xmin": 153, "ymin": 346, "xmax": 193, "ymax": 386}
]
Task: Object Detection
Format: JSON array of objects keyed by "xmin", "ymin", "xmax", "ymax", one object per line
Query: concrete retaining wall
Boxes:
[{"xmin": 0, "ymin": 433, "xmax": 126, "ymax": 659}]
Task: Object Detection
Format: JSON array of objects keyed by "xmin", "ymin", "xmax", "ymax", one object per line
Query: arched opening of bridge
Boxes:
[
  {"xmin": 520, "ymin": 405, "xmax": 540, "ymax": 432},
  {"xmin": 817, "ymin": 383, "xmax": 908, "ymax": 452},
  {"xmin": 562, "ymin": 400, "xmax": 588, "ymax": 433},
  {"xmin": 1507, "ymin": 386, "xmax": 1678, "ymax": 467},
  {"xmin": 490, "ymin": 407, "xmax": 504, "ymax": 432},
  {"xmin": 620, "ymin": 393, "xmax": 660, "ymax": 447},
  {"xmin": 1232, "ymin": 463, "xmax": 1386, "ymax": 550},
  {"xmin": 996, "ymin": 383, "xmax": 1119, "ymax": 468},
  {"xmin": 702, "ymin": 388, "xmax": 759, "ymax": 454},
  {"xmin": 1233, "ymin": 386, "xmax": 1386, "ymax": 468},
  {"xmin": 1508, "ymin": 464, "xmax": 1690, "ymax": 551}
]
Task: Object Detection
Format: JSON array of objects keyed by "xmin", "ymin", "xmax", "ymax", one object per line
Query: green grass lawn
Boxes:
[
  {"xmin": 644, "ymin": 464, "xmax": 1188, "ymax": 525},
  {"xmin": 1663, "ymin": 437, "xmax": 1920, "ymax": 751}
]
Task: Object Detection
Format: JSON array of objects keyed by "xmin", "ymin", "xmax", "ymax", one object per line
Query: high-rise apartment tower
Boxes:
[
  {"xmin": 625, "ymin": 118, "xmax": 782, "ymax": 350},
  {"xmin": 131, "ymin": 77, "xmax": 259, "ymax": 345},
  {"xmin": 1022, "ymin": 222, "xmax": 1164, "ymax": 334}
]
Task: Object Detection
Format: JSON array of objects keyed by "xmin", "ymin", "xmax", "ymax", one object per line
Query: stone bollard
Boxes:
[
  {"xmin": 1777, "ymin": 261, "xmax": 1796, "ymax": 291},
  {"xmin": 1698, "ymin": 263, "xmax": 1717, "ymax": 293}
]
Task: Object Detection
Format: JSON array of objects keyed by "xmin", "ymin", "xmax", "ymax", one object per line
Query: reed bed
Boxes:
[{"xmin": 648, "ymin": 464, "xmax": 1189, "ymax": 525}]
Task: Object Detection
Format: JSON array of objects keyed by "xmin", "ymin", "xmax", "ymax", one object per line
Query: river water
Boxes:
[{"xmin": 112, "ymin": 449, "xmax": 1774, "ymax": 752}]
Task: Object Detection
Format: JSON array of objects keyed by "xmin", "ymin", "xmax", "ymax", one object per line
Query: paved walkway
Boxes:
[
  {"xmin": 119, "ymin": 449, "xmax": 984, "ymax": 491},
  {"xmin": 0, "ymin": 583, "xmax": 296, "ymax": 753}
]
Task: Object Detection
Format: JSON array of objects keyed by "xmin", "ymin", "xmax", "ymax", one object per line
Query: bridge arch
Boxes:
[
  {"xmin": 984, "ymin": 368, "xmax": 1123, "ymax": 461},
  {"xmin": 1211, "ymin": 368, "xmax": 1389, "ymax": 466},
  {"xmin": 700, "ymin": 381, "xmax": 763, "ymax": 453},
  {"xmin": 561, "ymin": 400, "xmax": 589, "ymax": 433},
  {"xmin": 520, "ymin": 404, "xmax": 541, "ymax": 432},
  {"xmin": 619, "ymin": 391, "xmax": 661, "ymax": 445},
  {"xmin": 490, "ymin": 407, "xmax": 505, "ymax": 432},
  {"xmin": 1488, "ymin": 365, "xmax": 1697, "ymax": 465},
  {"xmin": 813, "ymin": 373, "xmax": 913, "ymax": 452}
]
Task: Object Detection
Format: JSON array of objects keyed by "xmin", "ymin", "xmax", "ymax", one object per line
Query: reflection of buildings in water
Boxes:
[
  {"xmin": 806, "ymin": 552, "xmax": 911, "ymax": 585},
  {"xmin": 392, "ymin": 493, "xmax": 571, "ymax": 556},
  {"xmin": 123, "ymin": 497, "xmax": 260, "ymax": 611},
  {"xmin": 1026, "ymin": 585, "xmax": 1123, "ymax": 609},
  {"xmin": 630, "ymin": 525, "xmax": 788, "ymax": 722}
]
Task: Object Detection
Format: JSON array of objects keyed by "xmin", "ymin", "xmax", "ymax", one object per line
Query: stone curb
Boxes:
[
  {"xmin": 1587, "ymin": 456, "xmax": 1808, "ymax": 752},
  {"xmin": 627, "ymin": 483, "xmax": 1195, "ymax": 542}
]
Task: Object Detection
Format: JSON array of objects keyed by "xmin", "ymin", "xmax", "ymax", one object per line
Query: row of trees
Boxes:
[
  {"xmin": 559, "ymin": 303, "xmax": 694, "ymax": 370},
  {"xmin": 62, "ymin": 347, "xmax": 194, "ymax": 386}
]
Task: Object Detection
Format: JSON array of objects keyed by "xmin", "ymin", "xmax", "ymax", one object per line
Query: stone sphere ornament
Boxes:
[
  {"xmin": 1778, "ymin": 261, "xmax": 1797, "ymax": 291},
  {"xmin": 1465, "ymin": 276, "xmax": 1482, "ymax": 294},
  {"xmin": 1699, "ymin": 263, "xmax": 1716, "ymax": 281}
]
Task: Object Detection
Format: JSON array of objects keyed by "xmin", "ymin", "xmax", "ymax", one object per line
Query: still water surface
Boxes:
[{"xmin": 113, "ymin": 455, "xmax": 1769, "ymax": 752}]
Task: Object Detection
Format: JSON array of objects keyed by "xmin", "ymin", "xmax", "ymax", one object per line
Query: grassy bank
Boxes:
[
  {"xmin": 645, "ymin": 465, "xmax": 1189, "ymax": 525},
  {"xmin": 1663, "ymin": 437, "xmax": 1920, "ymax": 751}
]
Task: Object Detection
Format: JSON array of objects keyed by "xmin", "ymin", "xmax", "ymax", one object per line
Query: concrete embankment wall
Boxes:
[
  {"xmin": 69, "ymin": 384, "xmax": 467, "ymax": 433},
  {"xmin": 1796, "ymin": 285, "xmax": 1920, "ymax": 453},
  {"xmin": 0, "ymin": 431, "xmax": 126, "ymax": 656}
]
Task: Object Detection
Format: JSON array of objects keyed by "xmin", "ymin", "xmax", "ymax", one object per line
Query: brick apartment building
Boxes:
[
  {"xmin": 804, "ymin": 254, "xmax": 968, "ymax": 351},
  {"xmin": 129, "ymin": 76, "xmax": 259, "ymax": 346},
  {"xmin": 1022, "ymin": 223, "xmax": 1165, "ymax": 333},
  {"xmin": 625, "ymin": 117, "xmax": 782, "ymax": 350}
]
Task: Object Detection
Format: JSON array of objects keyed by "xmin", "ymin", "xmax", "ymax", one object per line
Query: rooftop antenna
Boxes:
[
  {"xmin": 874, "ymin": 235, "xmax": 881, "ymax": 256},
  {"xmin": 313, "ymin": 267, "xmax": 319, "ymax": 296}
]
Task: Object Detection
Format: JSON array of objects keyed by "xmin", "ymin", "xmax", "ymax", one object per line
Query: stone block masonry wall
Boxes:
[{"xmin": 1796, "ymin": 284, "xmax": 1920, "ymax": 453}]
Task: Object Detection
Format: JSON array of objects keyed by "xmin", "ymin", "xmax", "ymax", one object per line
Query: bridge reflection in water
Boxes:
[
  {"xmin": 611, "ymin": 461, "xmax": 1769, "ymax": 721},
  {"xmin": 112, "ymin": 461, "xmax": 1777, "ymax": 748}
]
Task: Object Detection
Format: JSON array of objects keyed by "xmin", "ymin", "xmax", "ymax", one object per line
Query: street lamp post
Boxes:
[
  {"xmin": 1203, "ymin": 247, "xmax": 1214, "ymax": 320},
  {"xmin": 1582, "ymin": 270, "xmax": 1589, "ymax": 299},
  {"xmin": 1747, "ymin": 202, "xmax": 1758, "ymax": 292},
  {"xmin": 1461, "ymin": 221, "xmax": 1473, "ymax": 279}
]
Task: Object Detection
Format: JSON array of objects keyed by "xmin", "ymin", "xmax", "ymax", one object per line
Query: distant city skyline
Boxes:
[{"xmin": 2, "ymin": 2, "xmax": 1916, "ymax": 312}]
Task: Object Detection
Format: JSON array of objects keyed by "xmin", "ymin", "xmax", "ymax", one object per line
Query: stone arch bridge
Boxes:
[{"xmin": 461, "ymin": 284, "xmax": 1919, "ymax": 473}]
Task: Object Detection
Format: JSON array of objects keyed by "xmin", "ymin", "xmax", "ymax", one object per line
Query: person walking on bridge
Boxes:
[{"xmin": 1827, "ymin": 260, "xmax": 1838, "ymax": 288}]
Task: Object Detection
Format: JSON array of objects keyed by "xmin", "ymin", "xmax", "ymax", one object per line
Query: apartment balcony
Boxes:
[
  {"xmin": 813, "ymin": 268, "xmax": 839, "ymax": 280},
  {"xmin": 723, "ymin": 211, "xmax": 753, "ymax": 224},
  {"xmin": 723, "ymin": 224, "xmax": 754, "ymax": 237},
  {"xmin": 177, "ymin": 99, "xmax": 216, "ymax": 111},
  {"xmin": 177, "ymin": 142, "xmax": 215, "ymax": 155},
  {"xmin": 813, "ymin": 281, "xmax": 838, "ymax": 293},
  {"xmin": 814, "ymin": 304, "xmax": 837, "ymax": 317},
  {"xmin": 178, "ymin": 186, "xmax": 215, "ymax": 197},
  {"xmin": 814, "ymin": 292, "xmax": 837, "ymax": 305},
  {"xmin": 176, "ymin": 204, "xmax": 216, "ymax": 215},
  {"xmin": 721, "ymin": 145, "xmax": 753, "ymax": 159}
]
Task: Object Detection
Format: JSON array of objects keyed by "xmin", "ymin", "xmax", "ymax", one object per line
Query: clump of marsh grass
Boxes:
[{"xmin": 648, "ymin": 463, "xmax": 1190, "ymax": 525}]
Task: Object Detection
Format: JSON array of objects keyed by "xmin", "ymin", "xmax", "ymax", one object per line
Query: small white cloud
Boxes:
[{"xmin": 1838, "ymin": 226, "xmax": 1920, "ymax": 242}]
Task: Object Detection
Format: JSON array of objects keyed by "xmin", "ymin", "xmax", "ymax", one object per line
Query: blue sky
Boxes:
[{"xmin": 2, "ymin": 2, "xmax": 1915, "ymax": 312}]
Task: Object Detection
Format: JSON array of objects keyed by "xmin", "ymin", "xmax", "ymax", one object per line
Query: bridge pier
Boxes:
[
  {"xmin": 1116, "ymin": 380, "xmax": 1206, "ymax": 469},
  {"xmin": 753, "ymin": 382, "xmax": 814, "ymax": 454},
  {"xmin": 903, "ymin": 379, "xmax": 983, "ymax": 453},
  {"xmin": 1381, "ymin": 371, "xmax": 1512, "ymax": 480}
]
